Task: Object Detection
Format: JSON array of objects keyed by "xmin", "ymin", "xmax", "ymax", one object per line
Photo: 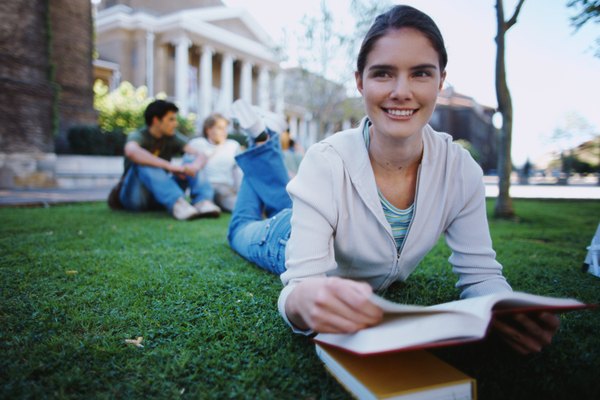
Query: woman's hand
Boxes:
[
  {"xmin": 490, "ymin": 312, "xmax": 560, "ymax": 355},
  {"xmin": 285, "ymin": 277, "xmax": 384, "ymax": 333}
]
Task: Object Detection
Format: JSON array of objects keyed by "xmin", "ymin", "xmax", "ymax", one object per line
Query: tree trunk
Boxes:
[{"xmin": 493, "ymin": 0, "xmax": 523, "ymax": 219}]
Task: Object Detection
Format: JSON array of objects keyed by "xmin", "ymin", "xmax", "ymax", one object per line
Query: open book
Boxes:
[{"xmin": 314, "ymin": 291, "xmax": 590, "ymax": 355}]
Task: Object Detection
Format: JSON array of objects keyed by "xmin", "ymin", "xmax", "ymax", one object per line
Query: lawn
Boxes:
[{"xmin": 1, "ymin": 199, "xmax": 599, "ymax": 399}]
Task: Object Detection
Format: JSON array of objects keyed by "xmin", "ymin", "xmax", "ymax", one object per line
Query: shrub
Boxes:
[
  {"xmin": 454, "ymin": 139, "xmax": 481, "ymax": 163},
  {"xmin": 93, "ymin": 80, "xmax": 196, "ymax": 136},
  {"xmin": 66, "ymin": 125, "xmax": 126, "ymax": 156}
]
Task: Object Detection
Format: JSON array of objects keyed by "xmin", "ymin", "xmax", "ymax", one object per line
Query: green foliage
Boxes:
[
  {"xmin": 567, "ymin": 0, "xmax": 600, "ymax": 28},
  {"xmin": 561, "ymin": 153, "xmax": 596, "ymax": 174},
  {"xmin": 45, "ymin": 1, "xmax": 60, "ymax": 136},
  {"xmin": 93, "ymin": 81, "xmax": 196, "ymax": 136},
  {"xmin": 94, "ymin": 81, "xmax": 150, "ymax": 134},
  {"xmin": 176, "ymin": 113, "xmax": 197, "ymax": 137},
  {"xmin": 66, "ymin": 125, "xmax": 126, "ymax": 156},
  {"xmin": 1, "ymin": 200, "xmax": 599, "ymax": 399},
  {"xmin": 567, "ymin": 0, "xmax": 600, "ymax": 57},
  {"xmin": 454, "ymin": 138, "xmax": 482, "ymax": 163}
]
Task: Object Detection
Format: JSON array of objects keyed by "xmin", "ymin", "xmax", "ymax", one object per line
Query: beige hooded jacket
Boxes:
[{"xmin": 278, "ymin": 118, "xmax": 512, "ymax": 331}]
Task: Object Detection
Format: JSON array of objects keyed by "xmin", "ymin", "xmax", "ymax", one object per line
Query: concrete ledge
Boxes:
[
  {"xmin": 0, "ymin": 152, "xmax": 57, "ymax": 188},
  {"xmin": 56, "ymin": 155, "xmax": 124, "ymax": 175}
]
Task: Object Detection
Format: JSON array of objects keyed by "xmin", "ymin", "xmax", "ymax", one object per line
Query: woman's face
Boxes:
[
  {"xmin": 206, "ymin": 118, "xmax": 229, "ymax": 145},
  {"xmin": 355, "ymin": 28, "xmax": 445, "ymax": 143}
]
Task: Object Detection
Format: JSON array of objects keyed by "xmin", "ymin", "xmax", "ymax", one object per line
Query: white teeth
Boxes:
[{"xmin": 387, "ymin": 109, "xmax": 414, "ymax": 116}]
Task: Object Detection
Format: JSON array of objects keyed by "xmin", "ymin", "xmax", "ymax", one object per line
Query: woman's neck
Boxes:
[{"xmin": 368, "ymin": 127, "xmax": 423, "ymax": 173}]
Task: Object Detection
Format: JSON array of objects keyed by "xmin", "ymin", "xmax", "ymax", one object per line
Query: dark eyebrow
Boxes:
[
  {"xmin": 367, "ymin": 64, "xmax": 396, "ymax": 72},
  {"xmin": 411, "ymin": 63, "xmax": 438, "ymax": 71},
  {"xmin": 367, "ymin": 63, "xmax": 438, "ymax": 72}
]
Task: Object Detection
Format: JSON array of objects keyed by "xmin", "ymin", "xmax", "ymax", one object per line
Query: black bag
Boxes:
[{"xmin": 107, "ymin": 177, "xmax": 124, "ymax": 210}]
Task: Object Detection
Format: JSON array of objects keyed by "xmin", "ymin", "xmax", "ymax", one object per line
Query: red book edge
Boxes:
[{"xmin": 312, "ymin": 303, "xmax": 596, "ymax": 357}]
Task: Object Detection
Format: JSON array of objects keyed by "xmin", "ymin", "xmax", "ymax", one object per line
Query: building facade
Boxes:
[
  {"xmin": 431, "ymin": 87, "xmax": 499, "ymax": 173},
  {"xmin": 283, "ymin": 67, "xmax": 362, "ymax": 149},
  {"xmin": 0, "ymin": 0, "xmax": 96, "ymax": 188},
  {"xmin": 94, "ymin": 0, "xmax": 284, "ymax": 125}
]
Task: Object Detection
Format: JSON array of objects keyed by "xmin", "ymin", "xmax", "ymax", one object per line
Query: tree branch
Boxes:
[{"xmin": 505, "ymin": 0, "xmax": 526, "ymax": 31}]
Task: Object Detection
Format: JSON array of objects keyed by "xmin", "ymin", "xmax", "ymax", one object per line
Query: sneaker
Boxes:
[
  {"xmin": 230, "ymin": 99, "xmax": 266, "ymax": 138},
  {"xmin": 172, "ymin": 197, "xmax": 201, "ymax": 220},
  {"xmin": 261, "ymin": 109, "xmax": 288, "ymax": 134},
  {"xmin": 193, "ymin": 200, "xmax": 221, "ymax": 218}
]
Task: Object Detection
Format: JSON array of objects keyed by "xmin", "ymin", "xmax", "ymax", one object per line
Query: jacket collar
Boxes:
[
  {"xmin": 322, "ymin": 117, "xmax": 388, "ymax": 231},
  {"xmin": 322, "ymin": 117, "xmax": 444, "ymax": 234}
]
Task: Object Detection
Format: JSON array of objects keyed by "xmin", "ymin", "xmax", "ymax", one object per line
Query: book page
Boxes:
[
  {"xmin": 315, "ymin": 310, "xmax": 488, "ymax": 354},
  {"xmin": 371, "ymin": 291, "xmax": 586, "ymax": 317},
  {"xmin": 317, "ymin": 291, "xmax": 588, "ymax": 354}
]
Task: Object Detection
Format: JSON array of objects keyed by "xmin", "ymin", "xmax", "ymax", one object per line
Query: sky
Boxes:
[{"xmin": 223, "ymin": 0, "xmax": 600, "ymax": 166}]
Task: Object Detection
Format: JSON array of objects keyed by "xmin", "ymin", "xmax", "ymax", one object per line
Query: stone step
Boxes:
[
  {"xmin": 1, "ymin": 154, "xmax": 188, "ymax": 189},
  {"xmin": 55, "ymin": 155, "xmax": 124, "ymax": 188}
]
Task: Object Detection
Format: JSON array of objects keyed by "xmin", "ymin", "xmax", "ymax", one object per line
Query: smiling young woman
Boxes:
[{"xmin": 225, "ymin": 4, "xmax": 560, "ymax": 356}]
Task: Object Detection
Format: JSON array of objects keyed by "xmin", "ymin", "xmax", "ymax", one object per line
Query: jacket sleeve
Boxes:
[
  {"xmin": 444, "ymin": 155, "xmax": 513, "ymax": 299},
  {"xmin": 277, "ymin": 143, "xmax": 340, "ymax": 331}
]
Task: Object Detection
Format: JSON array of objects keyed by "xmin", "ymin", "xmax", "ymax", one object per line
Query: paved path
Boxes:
[
  {"xmin": 1, "ymin": 153, "xmax": 598, "ymax": 206},
  {"xmin": 1, "ymin": 182, "xmax": 599, "ymax": 207},
  {"xmin": 0, "ymin": 187, "xmax": 112, "ymax": 207},
  {"xmin": 484, "ymin": 183, "xmax": 600, "ymax": 200}
]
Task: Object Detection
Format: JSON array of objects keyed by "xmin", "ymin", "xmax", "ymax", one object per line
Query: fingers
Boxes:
[
  {"xmin": 491, "ymin": 317, "xmax": 536, "ymax": 355},
  {"xmin": 492, "ymin": 312, "xmax": 561, "ymax": 355},
  {"xmin": 286, "ymin": 277, "xmax": 384, "ymax": 334},
  {"xmin": 310, "ymin": 279, "xmax": 383, "ymax": 333}
]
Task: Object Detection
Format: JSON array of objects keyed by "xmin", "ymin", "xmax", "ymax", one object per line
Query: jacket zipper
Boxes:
[{"xmin": 386, "ymin": 164, "xmax": 422, "ymax": 286}]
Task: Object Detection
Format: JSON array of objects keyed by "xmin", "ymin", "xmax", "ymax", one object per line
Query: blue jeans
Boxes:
[
  {"xmin": 119, "ymin": 156, "xmax": 214, "ymax": 213},
  {"xmin": 228, "ymin": 133, "xmax": 293, "ymax": 275}
]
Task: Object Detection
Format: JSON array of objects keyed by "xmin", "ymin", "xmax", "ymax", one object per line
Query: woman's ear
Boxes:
[
  {"xmin": 355, "ymin": 71, "xmax": 364, "ymax": 95},
  {"xmin": 439, "ymin": 70, "xmax": 447, "ymax": 91}
]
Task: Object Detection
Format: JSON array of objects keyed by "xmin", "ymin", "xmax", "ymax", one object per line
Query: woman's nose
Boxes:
[{"xmin": 389, "ymin": 76, "xmax": 412, "ymax": 100}]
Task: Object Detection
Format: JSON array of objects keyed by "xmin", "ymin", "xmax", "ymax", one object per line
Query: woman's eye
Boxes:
[
  {"xmin": 413, "ymin": 70, "xmax": 432, "ymax": 78},
  {"xmin": 373, "ymin": 70, "xmax": 392, "ymax": 78}
]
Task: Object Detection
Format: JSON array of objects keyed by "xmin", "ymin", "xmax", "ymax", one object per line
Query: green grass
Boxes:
[{"xmin": 1, "ymin": 199, "xmax": 599, "ymax": 399}]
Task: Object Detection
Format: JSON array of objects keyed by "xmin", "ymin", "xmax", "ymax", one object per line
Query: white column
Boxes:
[
  {"xmin": 258, "ymin": 65, "xmax": 270, "ymax": 110},
  {"xmin": 174, "ymin": 36, "xmax": 191, "ymax": 115},
  {"xmin": 218, "ymin": 53, "xmax": 234, "ymax": 112},
  {"xmin": 308, "ymin": 119, "xmax": 318, "ymax": 147},
  {"xmin": 145, "ymin": 31, "xmax": 155, "ymax": 97},
  {"xmin": 342, "ymin": 119, "xmax": 352, "ymax": 130},
  {"xmin": 240, "ymin": 60, "xmax": 253, "ymax": 103},
  {"xmin": 274, "ymin": 70, "xmax": 285, "ymax": 114},
  {"xmin": 155, "ymin": 44, "xmax": 167, "ymax": 94},
  {"xmin": 298, "ymin": 117, "xmax": 307, "ymax": 148},
  {"xmin": 289, "ymin": 115, "xmax": 298, "ymax": 139},
  {"xmin": 199, "ymin": 45, "xmax": 213, "ymax": 122}
]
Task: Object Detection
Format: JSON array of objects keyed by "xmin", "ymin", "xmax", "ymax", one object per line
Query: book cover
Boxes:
[
  {"xmin": 316, "ymin": 343, "xmax": 476, "ymax": 400},
  {"xmin": 314, "ymin": 291, "xmax": 591, "ymax": 355}
]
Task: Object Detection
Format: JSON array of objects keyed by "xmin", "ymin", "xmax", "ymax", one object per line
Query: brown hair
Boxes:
[
  {"xmin": 202, "ymin": 113, "xmax": 228, "ymax": 137},
  {"xmin": 356, "ymin": 5, "xmax": 447, "ymax": 76}
]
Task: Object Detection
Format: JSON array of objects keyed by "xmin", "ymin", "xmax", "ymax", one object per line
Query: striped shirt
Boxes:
[{"xmin": 363, "ymin": 123, "xmax": 414, "ymax": 252}]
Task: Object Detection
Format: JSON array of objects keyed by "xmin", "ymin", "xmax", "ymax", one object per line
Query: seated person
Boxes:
[
  {"xmin": 118, "ymin": 99, "xmax": 220, "ymax": 220},
  {"xmin": 280, "ymin": 131, "xmax": 303, "ymax": 178},
  {"xmin": 226, "ymin": 3, "xmax": 561, "ymax": 357},
  {"xmin": 188, "ymin": 114, "xmax": 242, "ymax": 212}
]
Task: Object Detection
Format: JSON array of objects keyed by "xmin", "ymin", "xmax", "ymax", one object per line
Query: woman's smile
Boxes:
[{"xmin": 356, "ymin": 27, "xmax": 445, "ymax": 143}]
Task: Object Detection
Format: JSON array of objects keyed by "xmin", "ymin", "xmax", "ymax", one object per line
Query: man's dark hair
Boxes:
[{"xmin": 144, "ymin": 100, "xmax": 179, "ymax": 127}]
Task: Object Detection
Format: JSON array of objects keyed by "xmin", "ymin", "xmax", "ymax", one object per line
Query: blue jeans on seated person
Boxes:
[
  {"xmin": 119, "ymin": 156, "xmax": 214, "ymax": 213},
  {"xmin": 228, "ymin": 133, "xmax": 293, "ymax": 275}
]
